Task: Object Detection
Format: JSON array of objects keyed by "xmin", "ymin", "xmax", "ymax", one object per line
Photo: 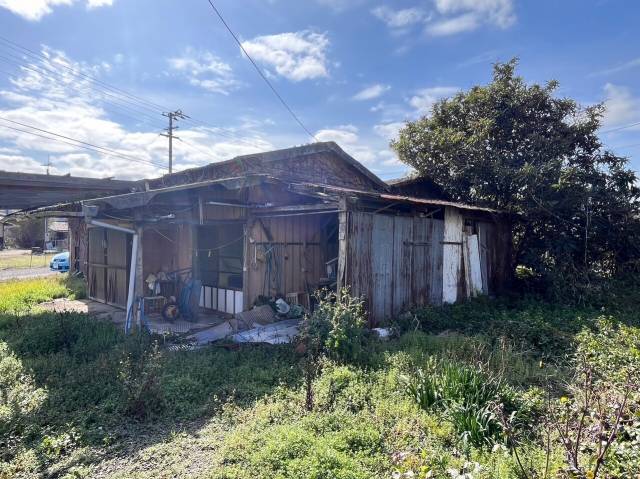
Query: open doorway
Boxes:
[{"xmin": 195, "ymin": 222, "xmax": 244, "ymax": 314}]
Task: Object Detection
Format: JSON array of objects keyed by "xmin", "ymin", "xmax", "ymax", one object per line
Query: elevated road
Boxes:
[{"xmin": 0, "ymin": 171, "xmax": 138, "ymax": 210}]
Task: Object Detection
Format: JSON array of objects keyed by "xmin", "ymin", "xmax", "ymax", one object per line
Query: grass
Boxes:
[
  {"xmin": 0, "ymin": 277, "xmax": 638, "ymax": 478},
  {"xmin": 0, "ymin": 252, "xmax": 56, "ymax": 270}
]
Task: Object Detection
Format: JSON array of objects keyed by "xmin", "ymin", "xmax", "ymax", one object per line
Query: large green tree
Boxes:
[{"xmin": 392, "ymin": 59, "xmax": 640, "ymax": 289}]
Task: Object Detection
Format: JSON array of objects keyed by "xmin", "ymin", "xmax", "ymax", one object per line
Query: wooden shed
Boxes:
[{"xmin": 55, "ymin": 142, "xmax": 510, "ymax": 325}]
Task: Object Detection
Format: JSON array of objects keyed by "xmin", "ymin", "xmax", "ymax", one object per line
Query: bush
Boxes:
[
  {"xmin": 0, "ymin": 341, "xmax": 47, "ymax": 464},
  {"xmin": 119, "ymin": 338, "xmax": 165, "ymax": 420},
  {"xmin": 299, "ymin": 290, "xmax": 367, "ymax": 364}
]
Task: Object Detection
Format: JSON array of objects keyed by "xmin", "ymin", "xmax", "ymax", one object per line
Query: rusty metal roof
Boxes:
[{"xmin": 289, "ymin": 182, "xmax": 503, "ymax": 214}]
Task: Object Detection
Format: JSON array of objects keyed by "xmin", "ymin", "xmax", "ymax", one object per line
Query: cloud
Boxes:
[
  {"xmin": 352, "ymin": 84, "xmax": 390, "ymax": 101},
  {"xmin": 0, "ymin": 0, "xmax": 113, "ymax": 21},
  {"xmin": 0, "ymin": 46, "xmax": 273, "ymax": 180},
  {"xmin": 430, "ymin": 0, "xmax": 515, "ymax": 32},
  {"xmin": 86, "ymin": 0, "xmax": 112, "ymax": 8},
  {"xmin": 316, "ymin": 0, "xmax": 366, "ymax": 12},
  {"xmin": 426, "ymin": 12, "xmax": 479, "ymax": 36},
  {"xmin": 167, "ymin": 48, "xmax": 239, "ymax": 95},
  {"xmin": 371, "ymin": 6, "xmax": 426, "ymax": 30},
  {"xmin": 409, "ymin": 86, "xmax": 458, "ymax": 115},
  {"xmin": 0, "ymin": 154, "xmax": 45, "ymax": 173},
  {"xmin": 315, "ymin": 124, "xmax": 380, "ymax": 164},
  {"xmin": 591, "ymin": 58, "xmax": 640, "ymax": 77},
  {"xmin": 373, "ymin": 121, "xmax": 404, "ymax": 141},
  {"xmin": 601, "ymin": 83, "xmax": 640, "ymax": 131},
  {"xmin": 241, "ymin": 31, "xmax": 330, "ymax": 81},
  {"xmin": 371, "ymin": 0, "xmax": 515, "ymax": 37}
]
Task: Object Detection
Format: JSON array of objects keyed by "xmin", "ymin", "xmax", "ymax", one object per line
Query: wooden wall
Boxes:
[
  {"xmin": 142, "ymin": 223, "xmax": 193, "ymax": 279},
  {"xmin": 341, "ymin": 211, "xmax": 444, "ymax": 324},
  {"xmin": 340, "ymin": 208, "xmax": 508, "ymax": 324},
  {"xmin": 68, "ymin": 217, "xmax": 88, "ymax": 277},
  {"xmin": 245, "ymin": 213, "xmax": 335, "ymax": 307}
]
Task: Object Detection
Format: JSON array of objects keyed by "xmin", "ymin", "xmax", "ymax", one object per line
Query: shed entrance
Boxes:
[
  {"xmin": 87, "ymin": 226, "xmax": 131, "ymax": 308},
  {"xmin": 195, "ymin": 223, "xmax": 244, "ymax": 315}
]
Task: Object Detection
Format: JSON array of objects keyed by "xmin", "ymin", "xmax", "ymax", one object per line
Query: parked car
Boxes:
[{"xmin": 50, "ymin": 251, "xmax": 70, "ymax": 272}]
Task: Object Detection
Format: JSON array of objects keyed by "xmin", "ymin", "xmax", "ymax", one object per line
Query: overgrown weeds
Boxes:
[{"xmin": 0, "ymin": 278, "xmax": 639, "ymax": 478}]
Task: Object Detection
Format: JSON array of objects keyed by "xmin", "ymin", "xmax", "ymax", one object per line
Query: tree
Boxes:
[{"xmin": 392, "ymin": 59, "xmax": 640, "ymax": 293}]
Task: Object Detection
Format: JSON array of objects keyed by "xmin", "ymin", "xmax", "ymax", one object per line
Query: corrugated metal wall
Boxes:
[{"xmin": 342, "ymin": 210, "xmax": 502, "ymax": 324}]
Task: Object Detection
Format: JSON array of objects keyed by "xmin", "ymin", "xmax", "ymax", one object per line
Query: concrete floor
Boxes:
[{"xmin": 39, "ymin": 298, "xmax": 227, "ymax": 335}]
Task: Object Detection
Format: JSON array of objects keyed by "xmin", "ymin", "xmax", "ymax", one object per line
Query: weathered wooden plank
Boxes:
[
  {"xmin": 430, "ymin": 219, "xmax": 444, "ymax": 304},
  {"xmin": 370, "ymin": 214, "xmax": 394, "ymax": 323},
  {"xmin": 464, "ymin": 234, "xmax": 483, "ymax": 297},
  {"xmin": 477, "ymin": 222, "xmax": 490, "ymax": 295},
  {"xmin": 411, "ymin": 216, "xmax": 429, "ymax": 306},
  {"xmin": 392, "ymin": 216, "xmax": 412, "ymax": 316},
  {"xmin": 442, "ymin": 207, "xmax": 463, "ymax": 304}
]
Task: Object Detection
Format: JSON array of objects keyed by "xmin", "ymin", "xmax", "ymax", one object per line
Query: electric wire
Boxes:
[
  {"xmin": 0, "ymin": 35, "xmax": 270, "ymax": 149},
  {"xmin": 205, "ymin": 0, "xmax": 318, "ymax": 142},
  {"xmin": 0, "ymin": 118, "xmax": 168, "ymax": 169}
]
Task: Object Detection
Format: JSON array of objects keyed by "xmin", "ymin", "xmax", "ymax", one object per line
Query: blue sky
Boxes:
[{"xmin": 0, "ymin": 0, "xmax": 638, "ymax": 181}]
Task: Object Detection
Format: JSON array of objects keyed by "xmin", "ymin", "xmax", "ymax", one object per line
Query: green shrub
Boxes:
[
  {"xmin": 401, "ymin": 357, "xmax": 546, "ymax": 450},
  {"xmin": 299, "ymin": 290, "xmax": 367, "ymax": 364},
  {"xmin": 119, "ymin": 339, "xmax": 165, "ymax": 420},
  {"xmin": 0, "ymin": 341, "xmax": 47, "ymax": 464}
]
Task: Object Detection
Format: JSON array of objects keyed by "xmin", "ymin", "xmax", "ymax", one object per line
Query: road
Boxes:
[{"xmin": 0, "ymin": 266, "xmax": 58, "ymax": 281}]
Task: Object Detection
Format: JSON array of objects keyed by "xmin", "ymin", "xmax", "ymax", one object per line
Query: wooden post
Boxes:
[{"xmin": 336, "ymin": 196, "xmax": 349, "ymax": 294}]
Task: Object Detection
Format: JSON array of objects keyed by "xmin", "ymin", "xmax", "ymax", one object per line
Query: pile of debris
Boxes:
[{"xmin": 185, "ymin": 299, "xmax": 303, "ymax": 347}]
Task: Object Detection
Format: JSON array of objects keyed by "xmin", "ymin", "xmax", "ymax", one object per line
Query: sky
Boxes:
[{"xmin": 0, "ymin": 0, "xmax": 639, "ymax": 181}]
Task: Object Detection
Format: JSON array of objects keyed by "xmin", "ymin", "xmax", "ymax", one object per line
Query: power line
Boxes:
[
  {"xmin": 0, "ymin": 35, "xmax": 272, "ymax": 149},
  {"xmin": 601, "ymin": 120, "xmax": 640, "ymax": 134},
  {"xmin": 609, "ymin": 141, "xmax": 640, "ymax": 151},
  {"xmin": 0, "ymin": 117, "xmax": 167, "ymax": 169},
  {"xmin": 0, "ymin": 35, "xmax": 166, "ymax": 115},
  {"xmin": 205, "ymin": 0, "xmax": 318, "ymax": 142},
  {"xmin": 0, "ymin": 53, "xmax": 168, "ymax": 130}
]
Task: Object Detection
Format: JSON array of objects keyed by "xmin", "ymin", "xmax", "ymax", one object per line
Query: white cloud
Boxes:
[
  {"xmin": 352, "ymin": 84, "xmax": 390, "ymax": 101},
  {"xmin": 0, "ymin": 154, "xmax": 45, "ymax": 173},
  {"xmin": 167, "ymin": 48, "xmax": 239, "ymax": 95},
  {"xmin": 601, "ymin": 83, "xmax": 640, "ymax": 131},
  {"xmin": 431, "ymin": 0, "xmax": 515, "ymax": 30},
  {"xmin": 426, "ymin": 12, "xmax": 478, "ymax": 36},
  {"xmin": 241, "ymin": 31, "xmax": 330, "ymax": 82},
  {"xmin": 316, "ymin": 0, "xmax": 366, "ymax": 12},
  {"xmin": 371, "ymin": 0, "xmax": 515, "ymax": 37},
  {"xmin": 373, "ymin": 122, "xmax": 404, "ymax": 141},
  {"xmin": 315, "ymin": 124, "xmax": 359, "ymax": 145},
  {"xmin": 409, "ymin": 86, "xmax": 458, "ymax": 115},
  {"xmin": 591, "ymin": 58, "xmax": 640, "ymax": 77},
  {"xmin": 0, "ymin": 0, "xmax": 113, "ymax": 21},
  {"xmin": 0, "ymin": 46, "xmax": 273, "ymax": 180},
  {"xmin": 86, "ymin": 0, "xmax": 112, "ymax": 7},
  {"xmin": 371, "ymin": 6, "xmax": 426, "ymax": 29}
]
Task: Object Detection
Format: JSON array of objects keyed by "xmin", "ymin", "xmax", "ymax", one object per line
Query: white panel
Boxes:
[
  {"xmin": 212, "ymin": 287, "xmax": 218, "ymax": 310},
  {"xmin": 465, "ymin": 234, "xmax": 483, "ymax": 297},
  {"xmin": 217, "ymin": 288, "xmax": 225, "ymax": 312},
  {"xmin": 226, "ymin": 289, "xmax": 234, "ymax": 314},
  {"xmin": 199, "ymin": 286, "xmax": 204, "ymax": 307},
  {"xmin": 234, "ymin": 291, "xmax": 243, "ymax": 314},
  {"xmin": 204, "ymin": 286, "xmax": 212, "ymax": 309},
  {"xmin": 442, "ymin": 207, "xmax": 463, "ymax": 304}
]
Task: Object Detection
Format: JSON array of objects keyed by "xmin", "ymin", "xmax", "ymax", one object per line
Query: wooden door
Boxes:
[{"xmin": 88, "ymin": 227, "xmax": 130, "ymax": 308}]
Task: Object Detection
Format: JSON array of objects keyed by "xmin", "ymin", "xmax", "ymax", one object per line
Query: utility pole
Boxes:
[{"xmin": 161, "ymin": 109, "xmax": 188, "ymax": 174}]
